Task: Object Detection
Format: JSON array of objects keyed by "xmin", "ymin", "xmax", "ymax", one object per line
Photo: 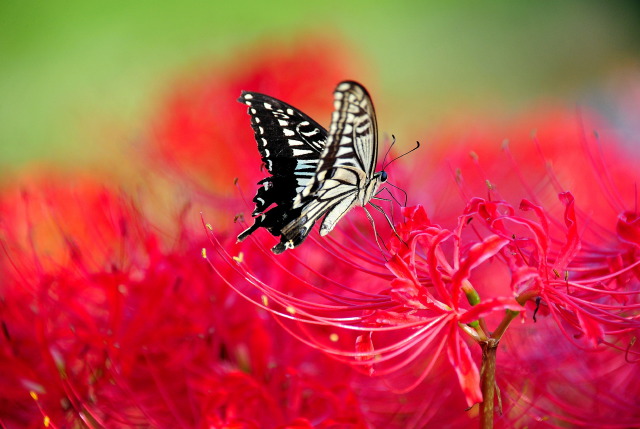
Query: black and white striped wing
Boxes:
[
  {"xmin": 278, "ymin": 81, "xmax": 380, "ymax": 250},
  {"xmin": 236, "ymin": 91, "xmax": 328, "ymax": 243}
]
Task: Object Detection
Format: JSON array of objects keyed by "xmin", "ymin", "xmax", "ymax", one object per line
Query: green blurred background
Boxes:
[{"xmin": 1, "ymin": 1, "xmax": 639, "ymax": 177}]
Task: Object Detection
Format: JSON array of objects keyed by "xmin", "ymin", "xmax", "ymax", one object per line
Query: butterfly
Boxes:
[{"xmin": 236, "ymin": 80, "xmax": 388, "ymax": 254}]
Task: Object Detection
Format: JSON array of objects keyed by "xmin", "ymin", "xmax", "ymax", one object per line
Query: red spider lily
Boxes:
[
  {"xmin": 1, "ymin": 40, "xmax": 378, "ymax": 429},
  {"xmin": 3, "ymin": 33, "xmax": 640, "ymax": 428},
  {"xmin": 0, "ymin": 178, "xmax": 369, "ymax": 428},
  {"xmin": 205, "ymin": 104, "xmax": 640, "ymax": 427},
  {"xmin": 205, "ymin": 205, "xmax": 521, "ymax": 407}
]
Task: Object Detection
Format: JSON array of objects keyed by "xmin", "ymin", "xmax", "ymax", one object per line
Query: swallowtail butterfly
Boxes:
[{"xmin": 237, "ymin": 81, "xmax": 387, "ymax": 254}]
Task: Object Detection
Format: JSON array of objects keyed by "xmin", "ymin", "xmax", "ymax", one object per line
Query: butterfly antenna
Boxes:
[
  {"xmin": 383, "ymin": 141, "xmax": 421, "ymax": 171},
  {"xmin": 381, "ymin": 134, "xmax": 397, "ymax": 169}
]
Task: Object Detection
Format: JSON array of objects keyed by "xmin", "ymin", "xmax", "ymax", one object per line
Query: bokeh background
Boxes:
[
  {"xmin": 2, "ymin": 1, "xmax": 640, "ymax": 180},
  {"xmin": 3, "ymin": 3, "xmax": 640, "ymax": 427}
]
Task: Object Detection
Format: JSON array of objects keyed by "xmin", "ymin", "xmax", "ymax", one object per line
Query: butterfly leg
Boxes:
[
  {"xmin": 372, "ymin": 192, "xmax": 398, "ymax": 227},
  {"xmin": 369, "ymin": 201, "xmax": 407, "ymax": 248},
  {"xmin": 362, "ymin": 205, "xmax": 393, "ymax": 260}
]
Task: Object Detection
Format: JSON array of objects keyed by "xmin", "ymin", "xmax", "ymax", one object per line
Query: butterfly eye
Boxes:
[{"xmin": 379, "ymin": 171, "xmax": 388, "ymax": 182}]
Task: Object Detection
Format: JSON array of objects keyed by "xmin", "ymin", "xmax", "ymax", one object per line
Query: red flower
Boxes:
[
  {"xmin": 207, "ymin": 104, "xmax": 640, "ymax": 427},
  {"xmin": 3, "ymin": 35, "xmax": 640, "ymax": 428},
  {"xmin": 0, "ymin": 176, "xmax": 371, "ymax": 428}
]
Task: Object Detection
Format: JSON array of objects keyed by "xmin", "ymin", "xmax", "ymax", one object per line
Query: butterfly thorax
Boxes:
[{"xmin": 358, "ymin": 170, "xmax": 387, "ymax": 206}]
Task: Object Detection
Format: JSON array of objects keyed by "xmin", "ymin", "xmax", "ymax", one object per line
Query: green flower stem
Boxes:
[{"xmin": 492, "ymin": 309, "xmax": 520, "ymax": 341}]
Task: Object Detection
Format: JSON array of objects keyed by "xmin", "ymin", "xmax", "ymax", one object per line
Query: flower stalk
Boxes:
[{"xmin": 479, "ymin": 339, "xmax": 499, "ymax": 429}]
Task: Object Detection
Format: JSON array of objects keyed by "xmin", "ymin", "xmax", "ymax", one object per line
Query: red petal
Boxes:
[
  {"xmin": 355, "ymin": 332, "xmax": 375, "ymax": 375},
  {"xmin": 401, "ymin": 204, "xmax": 431, "ymax": 230},
  {"xmin": 451, "ymin": 235, "xmax": 509, "ymax": 305},
  {"xmin": 425, "ymin": 229, "xmax": 455, "ymax": 307},
  {"xmin": 553, "ymin": 192, "xmax": 581, "ymax": 272},
  {"xmin": 617, "ymin": 211, "xmax": 640, "ymax": 247},
  {"xmin": 458, "ymin": 296, "xmax": 524, "ymax": 324},
  {"xmin": 576, "ymin": 311, "xmax": 604, "ymax": 347},
  {"xmin": 389, "ymin": 278, "xmax": 428, "ymax": 309},
  {"xmin": 519, "ymin": 199, "xmax": 550, "ymax": 238},
  {"xmin": 446, "ymin": 324, "xmax": 482, "ymax": 407},
  {"xmin": 280, "ymin": 419, "xmax": 315, "ymax": 429},
  {"xmin": 386, "ymin": 254, "xmax": 418, "ymax": 283}
]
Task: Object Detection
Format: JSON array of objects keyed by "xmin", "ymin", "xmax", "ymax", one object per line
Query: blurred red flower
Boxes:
[
  {"xmin": 148, "ymin": 37, "xmax": 358, "ymax": 200},
  {"xmin": 0, "ymin": 40, "xmax": 370, "ymax": 429}
]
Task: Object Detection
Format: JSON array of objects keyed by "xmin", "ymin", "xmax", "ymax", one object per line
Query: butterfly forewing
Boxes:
[
  {"xmin": 283, "ymin": 81, "xmax": 382, "ymax": 242},
  {"xmin": 294, "ymin": 82, "xmax": 378, "ymax": 208},
  {"xmin": 335, "ymin": 82, "xmax": 379, "ymax": 177}
]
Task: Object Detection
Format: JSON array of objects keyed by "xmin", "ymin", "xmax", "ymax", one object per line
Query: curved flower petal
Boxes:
[{"xmin": 446, "ymin": 324, "xmax": 482, "ymax": 407}]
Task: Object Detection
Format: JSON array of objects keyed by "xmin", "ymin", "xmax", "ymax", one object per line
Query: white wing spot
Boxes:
[
  {"xmin": 283, "ymin": 128, "xmax": 295, "ymax": 137},
  {"xmin": 287, "ymin": 108, "xmax": 294, "ymax": 115},
  {"xmin": 288, "ymin": 139, "xmax": 304, "ymax": 146},
  {"xmin": 278, "ymin": 119, "xmax": 288, "ymax": 127},
  {"xmin": 295, "ymin": 159, "xmax": 316, "ymax": 170},
  {"xmin": 251, "ymin": 108, "xmax": 257, "ymax": 114},
  {"xmin": 244, "ymin": 94, "xmax": 254, "ymax": 100},
  {"xmin": 261, "ymin": 138, "xmax": 268, "ymax": 146},
  {"xmin": 292, "ymin": 148, "xmax": 313, "ymax": 157},
  {"xmin": 344, "ymin": 124, "xmax": 353, "ymax": 135},
  {"xmin": 264, "ymin": 102, "xmax": 272, "ymax": 110},
  {"xmin": 258, "ymin": 126, "xmax": 264, "ymax": 134},
  {"xmin": 336, "ymin": 146, "xmax": 352, "ymax": 157},
  {"xmin": 254, "ymin": 117, "xmax": 260, "ymax": 123},
  {"xmin": 264, "ymin": 149, "xmax": 270, "ymax": 157}
]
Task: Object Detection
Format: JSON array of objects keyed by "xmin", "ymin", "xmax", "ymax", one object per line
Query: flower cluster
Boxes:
[
  {"xmin": 206, "ymin": 104, "xmax": 640, "ymax": 426},
  {"xmin": 2, "ymin": 37, "xmax": 640, "ymax": 429},
  {"xmin": 0, "ymin": 41, "xmax": 370, "ymax": 429}
]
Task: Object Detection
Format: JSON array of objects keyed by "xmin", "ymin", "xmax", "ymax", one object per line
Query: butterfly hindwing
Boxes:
[{"xmin": 236, "ymin": 92, "xmax": 328, "ymax": 243}]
